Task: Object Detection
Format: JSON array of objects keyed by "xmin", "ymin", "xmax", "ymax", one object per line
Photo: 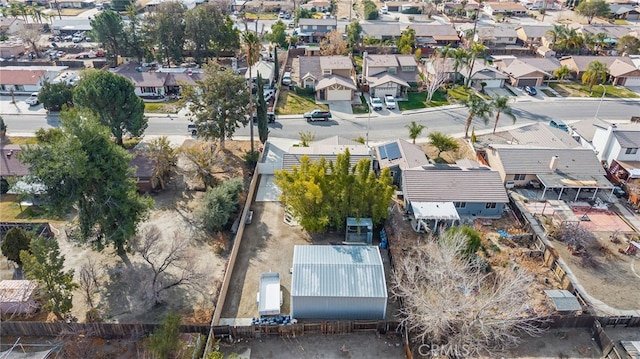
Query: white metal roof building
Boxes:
[{"xmin": 291, "ymin": 245, "xmax": 387, "ymax": 320}]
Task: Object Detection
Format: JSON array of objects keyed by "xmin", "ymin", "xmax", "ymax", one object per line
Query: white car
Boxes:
[
  {"xmin": 384, "ymin": 95, "xmax": 396, "ymax": 109},
  {"xmin": 25, "ymin": 93, "xmax": 39, "ymax": 106},
  {"xmin": 370, "ymin": 97, "xmax": 383, "ymax": 111}
]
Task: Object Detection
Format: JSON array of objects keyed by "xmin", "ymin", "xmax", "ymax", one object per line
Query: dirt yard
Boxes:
[{"xmin": 420, "ymin": 137, "xmax": 477, "ymax": 164}]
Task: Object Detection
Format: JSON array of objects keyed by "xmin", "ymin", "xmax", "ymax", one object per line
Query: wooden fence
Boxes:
[{"xmin": 0, "ymin": 322, "xmax": 209, "ymax": 338}]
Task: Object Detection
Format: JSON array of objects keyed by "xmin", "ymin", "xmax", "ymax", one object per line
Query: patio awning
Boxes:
[
  {"xmin": 536, "ymin": 173, "xmax": 613, "ymax": 189},
  {"xmin": 411, "ymin": 201, "xmax": 460, "ymax": 221}
]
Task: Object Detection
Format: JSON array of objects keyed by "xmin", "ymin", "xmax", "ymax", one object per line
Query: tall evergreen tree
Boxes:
[{"xmin": 256, "ymin": 73, "xmax": 269, "ymax": 144}]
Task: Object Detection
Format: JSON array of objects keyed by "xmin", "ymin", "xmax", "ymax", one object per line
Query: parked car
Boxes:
[
  {"xmin": 613, "ymin": 186, "xmax": 627, "ymax": 198},
  {"xmin": 370, "ymin": 97, "xmax": 383, "ymax": 111},
  {"xmin": 25, "ymin": 93, "xmax": 39, "ymax": 106},
  {"xmin": 523, "ymin": 86, "xmax": 537, "ymax": 96},
  {"xmin": 187, "ymin": 122, "xmax": 197, "ymax": 136},
  {"xmin": 549, "ymin": 119, "xmax": 569, "ymax": 132},
  {"xmin": 282, "ymin": 72, "xmax": 292, "ymax": 86},
  {"xmin": 304, "ymin": 109, "xmax": 332, "ymax": 121},
  {"xmin": 384, "ymin": 95, "xmax": 396, "ymax": 110}
]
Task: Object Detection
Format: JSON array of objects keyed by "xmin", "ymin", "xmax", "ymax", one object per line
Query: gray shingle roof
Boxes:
[
  {"xmin": 298, "ymin": 18, "xmax": 337, "ymax": 27},
  {"xmin": 516, "ymin": 25, "xmax": 552, "ymax": 39},
  {"xmin": 544, "ymin": 290, "xmax": 582, "ymax": 312},
  {"xmin": 375, "ymin": 139, "xmax": 429, "ymax": 170},
  {"xmin": 292, "ymin": 245, "xmax": 387, "ymax": 298},
  {"xmin": 502, "ymin": 60, "xmax": 550, "ymax": 78},
  {"xmin": 570, "ymin": 118, "xmax": 609, "ymax": 142},
  {"xmin": 282, "ymin": 145, "xmax": 372, "ymax": 172},
  {"xmin": 402, "ymin": 164, "xmax": 509, "ymax": 203},
  {"xmin": 613, "ymin": 128, "xmax": 640, "ymax": 148},
  {"xmin": 487, "ymin": 145, "xmax": 605, "ymax": 176},
  {"xmin": 314, "ymin": 136, "xmax": 361, "ymax": 146},
  {"xmin": 508, "ymin": 123, "xmax": 581, "ymax": 149},
  {"xmin": 360, "ymin": 23, "xmax": 405, "ymax": 38}
]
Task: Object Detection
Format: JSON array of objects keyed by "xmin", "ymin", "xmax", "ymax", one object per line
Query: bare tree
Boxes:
[
  {"xmin": 18, "ymin": 27, "xmax": 41, "ymax": 58},
  {"xmin": 78, "ymin": 258, "xmax": 101, "ymax": 309},
  {"xmin": 320, "ymin": 30, "xmax": 348, "ymax": 56},
  {"xmin": 134, "ymin": 225, "xmax": 204, "ymax": 306},
  {"xmin": 423, "ymin": 53, "xmax": 449, "ymax": 103},
  {"xmin": 391, "ymin": 231, "xmax": 548, "ymax": 357},
  {"xmin": 181, "ymin": 142, "xmax": 225, "ymax": 190},
  {"xmin": 549, "ymin": 222, "xmax": 596, "ymax": 253}
]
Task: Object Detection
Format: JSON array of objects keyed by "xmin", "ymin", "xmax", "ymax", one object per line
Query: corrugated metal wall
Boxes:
[{"xmin": 291, "ymin": 296, "xmax": 387, "ymax": 320}]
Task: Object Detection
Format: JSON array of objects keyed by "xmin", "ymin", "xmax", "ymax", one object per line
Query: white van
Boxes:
[
  {"xmin": 282, "ymin": 72, "xmax": 292, "ymax": 86},
  {"xmin": 380, "ymin": 5, "xmax": 388, "ymax": 14}
]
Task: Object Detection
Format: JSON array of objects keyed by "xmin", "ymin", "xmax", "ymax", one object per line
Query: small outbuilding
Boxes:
[
  {"xmin": 291, "ymin": 245, "xmax": 387, "ymax": 320},
  {"xmin": 345, "ymin": 217, "xmax": 373, "ymax": 244},
  {"xmin": 544, "ymin": 289, "xmax": 582, "ymax": 314},
  {"xmin": 0, "ymin": 280, "xmax": 39, "ymax": 315},
  {"xmin": 257, "ymin": 272, "xmax": 282, "ymax": 317}
]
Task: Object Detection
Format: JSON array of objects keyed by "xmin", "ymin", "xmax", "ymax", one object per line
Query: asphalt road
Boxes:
[{"xmin": 2, "ymin": 98, "xmax": 638, "ymax": 142}]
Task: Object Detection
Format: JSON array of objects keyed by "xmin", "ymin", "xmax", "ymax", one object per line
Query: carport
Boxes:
[{"xmin": 535, "ymin": 173, "xmax": 615, "ymax": 201}]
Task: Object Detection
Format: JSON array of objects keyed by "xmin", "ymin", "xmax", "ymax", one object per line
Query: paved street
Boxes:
[{"xmin": 2, "ymin": 94, "xmax": 639, "ymax": 142}]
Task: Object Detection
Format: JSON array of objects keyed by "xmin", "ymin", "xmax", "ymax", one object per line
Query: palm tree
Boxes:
[
  {"xmin": 582, "ymin": 60, "xmax": 609, "ymax": 90},
  {"xmin": 490, "ymin": 95, "xmax": 516, "ymax": 134},
  {"xmin": 242, "ymin": 31, "xmax": 262, "ymax": 155},
  {"xmin": 561, "ymin": 28, "xmax": 583, "ymax": 54},
  {"xmin": 545, "ymin": 24, "xmax": 566, "ymax": 51},
  {"xmin": 447, "ymin": 47, "xmax": 468, "ymax": 85},
  {"xmin": 582, "ymin": 32, "xmax": 597, "ymax": 55},
  {"xmin": 553, "ymin": 65, "xmax": 572, "ymax": 81},
  {"xmin": 460, "ymin": 94, "xmax": 493, "ymax": 138},
  {"xmin": 28, "ymin": 6, "xmax": 45, "ymax": 24},
  {"xmin": 405, "ymin": 121, "xmax": 426, "ymax": 144},
  {"xmin": 464, "ymin": 42, "xmax": 486, "ymax": 88}
]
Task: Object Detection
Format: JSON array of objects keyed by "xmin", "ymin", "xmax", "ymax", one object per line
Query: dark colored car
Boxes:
[
  {"xmin": 523, "ymin": 86, "xmax": 537, "ymax": 96},
  {"xmin": 304, "ymin": 109, "xmax": 332, "ymax": 121},
  {"xmin": 613, "ymin": 186, "xmax": 627, "ymax": 198},
  {"xmin": 549, "ymin": 119, "xmax": 569, "ymax": 132}
]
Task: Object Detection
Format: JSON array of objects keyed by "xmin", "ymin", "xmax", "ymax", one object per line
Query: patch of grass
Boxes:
[
  {"xmin": 245, "ymin": 13, "xmax": 278, "ymax": 19},
  {"xmin": 427, "ymin": 90, "xmax": 449, "ymax": 107},
  {"xmin": 144, "ymin": 100, "xmax": 181, "ymax": 114},
  {"xmin": 0, "ymin": 194, "xmax": 56, "ymax": 222},
  {"xmin": 613, "ymin": 19, "xmax": 629, "ymax": 25},
  {"xmin": 275, "ymin": 90, "xmax": 328, "ymax": 115},
  {"xmin": 353, "ymin": 55, "xmax": 363, "ymax": 73},
  {"xmin": 399, "ymin": 92, "xmax": 427, "ymax": 111},
  {"xmin": 549, "ymin": 82, "xmax": 639, "ymax": 98},
  {"xmin": 352, "ymin": 95, "xmax": 370, "ymax": 114},
  {"xmin": 541, "ymin": 89, "xmax": 556, "ymax": 97},
  {"xmin": 3, "ymin": 137, "xmax": 38, "ymax": 145},
  {"xmin": 447, "ymin": 85, "xmax": 474, "ymax": 101},
  {"xmin": 58, "ymin": 8, "xmax": 86, "ymax": 15}
]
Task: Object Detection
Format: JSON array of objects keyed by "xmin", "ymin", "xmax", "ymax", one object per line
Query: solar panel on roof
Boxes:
[
  {"xmin": 384, "ymin": 142, "xmax": 401, "ymax": 161},
  {"xmin": 378, "ymin": 145, "xmax": 388, "ymax": 160}
]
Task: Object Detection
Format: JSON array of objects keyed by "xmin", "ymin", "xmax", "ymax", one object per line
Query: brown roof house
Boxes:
[
  {"xmin": 459, "ymin": 63, "xmax": 508, "ymax": 88},
  {"xmin": 298, "ymin": 55, "xmax": 357, "ymax": 101},
  {"xmin": 501, "ymin": 59, "xmax": 552, "ymax": 87},
  {"xmin": 362, "ymin": 53, "xmax": 419, "ymax": 98},
  {"xmin": 515, "ymin": 25, "xmax": 553, "ymax": 47},
  {"xmin": 374, "ymin": 139, "xmax": 429, "ymax": 186},
  {"xmin": 560, "ymin": 55, "xmax": 640, "ymax": 86},
  {"xmin": 0, "ymin": 69, "xmax": 48, "ymax": 94},
  {"xmin": 410, "ymin": 24, "xmax": 461, "ymax": 48},
  {"xmin": 0, "ymin": 280, "xmax": 39, "ymax": 316}
]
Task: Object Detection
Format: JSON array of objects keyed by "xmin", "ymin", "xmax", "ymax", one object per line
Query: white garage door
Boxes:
[
  {"xmin": 625, "ymin": 77, "xmax": 640, "ymax": 86},
  {"xmin": 482, "ymin": 80, "xmax": 503, "ymax": 88},
  {"xmin": 327, "ymin": 90, "xmax": 351, "ymax": 101}
]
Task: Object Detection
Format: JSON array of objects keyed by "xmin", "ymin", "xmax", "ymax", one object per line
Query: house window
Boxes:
[
  {"xmin": 401, "ymin": 66, "xmax": 416, "ymax": 72},
  {"xmin": 0, "ymin": 85, "xmax": 5, "ymax": 91},
  {"xmin": 312, "ymin": 25, "xmax": 317, "ymax": 30},
  {"xmin": 514, "ymin": 174, "xmax": 526, "ymax": 180},
  {"xmin": 454, "ymin": 202, "xmax": 466, "ymax": 208},
  {"xmin": 625, "ymin": 148, "xmax": 638, "ymax": 155},
  {"xmin": 323, "ymin": 69, "xmax": 331, "ymax": 75},
  {"xmin": 15, "ymin": 85, "xmax": 24, "ymax": 91},
  {"xmin": 508, "ymin": 37, "xmax": 514, "ymax": 41},
  {"xmin": 388, "ymin": 67, "xmax": 397, "ymax": 74},
  {"xmin": 485, "ymin": 202, "xmax": 497, "ymax": 209},
  {"xmin": 141, "ymin": 87, "xmax": 157, "ymax": 93}
]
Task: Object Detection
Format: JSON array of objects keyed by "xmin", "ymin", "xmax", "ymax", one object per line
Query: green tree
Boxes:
[
  {"xmin": 464, "ymin": 42, "xmax": 487, "ymax": 87},
  {"xmin": 581, "ymin": 60, "xmax": 609, "ymax": 90},
  {"xmin": 490, "ymin": 95, "xmax": 516, "ymax": 134},
  {"xmin": 460, "ymin": 94, "xmax": 493, "ymax": 139},
  {"xmin": 446, "ymin": 47, "xmax": 468, "ymax": 84},
  {"xmin": 444, "ymin": 226, "xmax": 482, "ymax": 258},
  {"xmin": 295, "ymin": 8, "xmax": 313, "ymax": 21},
  {"xmin": 243, "ymin": 31, "xmax": 262, "ymax": 154},
  {"xmin": 575, "ymin": 0, "xmax": 610, "ymax": 24},
  {"xmin": 19, "ymin": 110, "xmax": 154, "ymax": 258},
  {"xmin": 298, "ymin": 131, "xmax": 316, "ymax": 147},
  {"xmin": 185, "ymin": 3, "xmax": 231, "ymax": 63},
  {"xmin": 265, "ymin": 20, "xmax": 287, "ymax": 48},
  {"xmin": 90, "ymin": 10, "xmax": 126, "ymax": 66},
  {"xmin": 145, "ymin": 136, "xmax": 178, "ymax": 190},
  {"xmin": 273, "ymin": 46, "xmax": 279, "ymax": 83},
  {"xmin": 146, "ymin": 2, "xmax": 186, "ymax": 66},
  {"xmin": 363, "ymin": 0, "xmax": 379, "ymax": 20},
  {"xmin": 0, "ymin": 115, "xmax": 7, "ymax": 141},
  {"xmin": 198, "ymin": 178, "xmax": 244, "ymax": 233},
  {"xmin": 553, "ymin": 64, "xmax": 572, "ymax": 81},
  {"xmin": 35, "ymin": 128, "xmax": 64, "ymax": 144},
  {"xmin": 111, "ymin": 0, "xmax": 132, "ymax": 12},
  {"xmin": 275, "ymin": 150, "xmax": 394, "ymax": 233},
  {"xmin": 20, "ymin": 236, "xmax": 78, "ymax": 321},
  {"xmin": 405, "ymin": 120, "xmax": 425, "ymax": 144},
  {"xmin": 38, "ymin": 82, "xmax": 74, "ymax": 112},
  {"xmin": 256, "ymin": 73, "xmax": 269, "ymax": 145},
  {"xmin": 123, "ymin": 5, "xmax": 148, "ymax": 63},
  {"xmin": 1, "ymin": 227, "xmax": 32, "ymax": 265},
  {"xmin": 427, "ymin": 131, "xmax": 459, "ymax": 158},
  {"xmin": 617, "ymin": 35, "xmax": 640, "ymax": 55},
  {"xmin": 397, "ymin": 28, "xmax": 416, "ymax": 54},
  {"xmin": 545, "ymin": 24, "xmax": 567, "ymax": 51},
  {"xmin": 182, "ymin": 62, "xmax": 250, "ymax": 150},
  {"xmin": 73, "ymin": 69, "xmax": 146, "ymax": 146},
  {"xmin": 147, "ymin": 312, "xmax": 182, "ymax": 358},
  {"xmin": 346, "ymin": 20, "xmax": 362, "ymax": 49}
]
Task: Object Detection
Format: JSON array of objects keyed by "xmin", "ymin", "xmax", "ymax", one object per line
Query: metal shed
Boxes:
[
  {"xmin": 345, "ymin": 217, "xmax": 373, "ymax": 244},
  {"xmin": 291, "ymin": 245, "xmax": 387, "ymax": 320},
  {"xmin": 257, "ymin": 272, "xmax": 282, "ymax": 317}
]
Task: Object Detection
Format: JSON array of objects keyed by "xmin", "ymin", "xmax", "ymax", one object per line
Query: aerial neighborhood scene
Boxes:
[{"xmin": 1, "ymin": 0, "xmax": 640, "ymax": 355}]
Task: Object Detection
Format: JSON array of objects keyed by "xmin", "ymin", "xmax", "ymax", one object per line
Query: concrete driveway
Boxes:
[{"xmin": 327, "ymin": 101, "xmax": 353, "ymax": 115}]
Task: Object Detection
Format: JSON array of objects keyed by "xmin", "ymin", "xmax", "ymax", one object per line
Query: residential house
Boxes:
[
  {"xmin": 494, "ymin": 56, "xmax": 561, "ymax": 83},
  {"xmin": 115, "ymin": 70, "xmax": 202, "ymax": 98},
  {"xmin": 515, "ymin": 25, "xmax": 553, "ymax": 48},
  {"xmin": 482, "ymin": 2, "xmax": 528, "ymax": 17},
  {"xmin": 51, "ymin": 18, "xmax": 92, "ymax": 35},
  {"xmin": 130, "ymin": 151, "xmax": 159, "ymax": 193},
  {"xmin": 560, "ymin": 55, "xmax": 640, "ymax": 85},
  {"xmin": 518, "ymin": 0, "xmax": 562, "ymax": 10},
  {"xmin": 374, "ymin": 139, "xmax": 429, "ymax": 186},
  {"xmin": 1, "ymin": 145, "xmax": 30, "ymax": 178},
  {"xmin": 437, "ymin": 1, "xmax": 480, "ymax": 18},
  {"xmin": 245, "ymin": 61, "xmax": 275, "ymax": 88},
  {"xmin": 281, "ymin": 140, "xmax": 372, "ymax": 172},
  {"xmin": 501, "ymin": 59, "xmax": 552, "ymax": 87},
  {"xmin": 298, "ymin": 18, "xmax": 337, "ymax": 43},
  {"xmin": 362, "ymin": 53, "xmax": 419, "ymax": 98},
  {"xmin": 592, "ymin": 124, "xmax": 640, "ymax": 166},
  {"xmin": 402, "ymin": 161, "xmax": 509, "ymax": 233},
  {"xmin": 298, "ymin": 55, "xmax": 357, "ymax": 101},
  {"xmin": 608, "ymin": 4, "xmax": 640, "ymax": 20},
  {"xmin": 0, "ymin": 69, "xmax": 49, "ymax": 93},
  {"xmin": 410, "ymin": 24, "xmax": 461, "ymax": 48},
  {"xmin": 300, "ymin": 0, "xmax": 331, "ymax": 11},
  {"xmin": 459, "ymin": 24, "xmax": 519, "ymax": 47},
  {"xmin": 52, "ymin": 0, "xmax": 95, "ymax": 8},
  {"xmin": 569, "ymin": 117, "xmax": 611, "ymax": 151},
  {"xmin": 0, "ymin": 18, "xmax": 25, "ymax": 35},
  {"xmin": 571, "ymin": 24, "xmax": 638, "ymax": 46},
  {"xmin": 360, "ymin": 23, "xmax": 405, "ymax": 41},
  {"xmin": 384, "ymin": 1, "xmax": 422, "ymax": 12},
  {"xmin": 483, "ymin": 145, "xmax": 612, "ymax": 200},
  {"xmin": 459, "ymin": 63, "xmax": 508, "ymax": 88},
  {"xmin": 504, "ymin": 123, "xmax": 582, "ymax": 149}
]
